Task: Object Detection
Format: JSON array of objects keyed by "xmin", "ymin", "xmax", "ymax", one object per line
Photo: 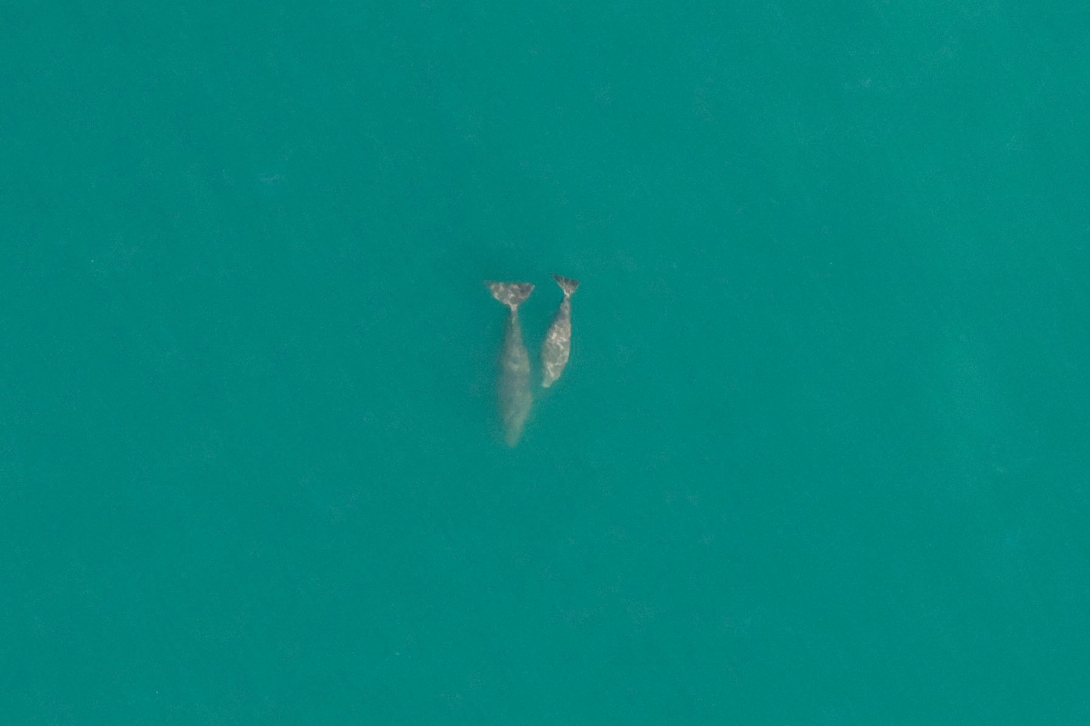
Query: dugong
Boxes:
[
  {"xmin": 487, "ymin": 281, "xmax": 535, "ymax": 446},
  {"xmin": 541, "ymin": 274, "xmax": 580, "ymax": 388}
]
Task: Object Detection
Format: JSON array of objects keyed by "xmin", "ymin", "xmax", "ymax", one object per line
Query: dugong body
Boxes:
[
  {"xmin": 541, "ymin": 274, "xmax": 580, "ymax": 388},
  {"xmin": 487, "ymin": 281, "xmax": 535, "ymax": 446}
]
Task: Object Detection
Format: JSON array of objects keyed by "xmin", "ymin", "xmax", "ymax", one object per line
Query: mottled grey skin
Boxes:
[
  {"xmin": 487, "ymin": 282, "xmax": 535, "ymax": 446},
  {"xmin": 541, "ymin": 274, "xmax": 580, "ymax": 388}
]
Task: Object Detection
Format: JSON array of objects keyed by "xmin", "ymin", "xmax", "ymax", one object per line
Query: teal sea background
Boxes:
[{"xmin": 2, "ymin": 1, "xmax": 1089, "ymax": 723}]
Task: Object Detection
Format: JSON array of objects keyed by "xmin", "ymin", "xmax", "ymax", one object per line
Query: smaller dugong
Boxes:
[{"xmin": 540, "ymin": 274, "xmax": 580, "ymax": 388}]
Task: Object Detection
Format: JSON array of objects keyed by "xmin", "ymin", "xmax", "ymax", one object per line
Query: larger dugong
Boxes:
[
  {"xmin": 540, "ymin": 274, "xmax": 580, "ymax": 388},
  {"xmin": 487, "ymin": 281, "xmax": 535, "ymax": 446}
]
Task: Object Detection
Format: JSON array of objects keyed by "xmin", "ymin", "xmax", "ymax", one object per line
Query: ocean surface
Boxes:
[{"xmin": 2, "ymin": 1, "xmax": 1089, "ymax": 723}]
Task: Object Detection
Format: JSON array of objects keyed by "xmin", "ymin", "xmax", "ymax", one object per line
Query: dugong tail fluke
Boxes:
[
  {"xmin": 488, "ymin": 282, "xmax": 534, "ymax": 311},
  {"xmin": 486, "ymin": 281, "xmax": 535, "ymax": 446},
  {"xmin": 553, "ymin": 274, "xmax": 580, "ymax": 297},
  {"xmin": 541, "ymin": 274, "xmax": 580, "ymax": 388}
]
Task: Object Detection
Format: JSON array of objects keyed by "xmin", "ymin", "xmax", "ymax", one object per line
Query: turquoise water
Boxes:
[{"xmin": 3, "ymin": 1, "xmax": 1089, "ymax": 723}]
